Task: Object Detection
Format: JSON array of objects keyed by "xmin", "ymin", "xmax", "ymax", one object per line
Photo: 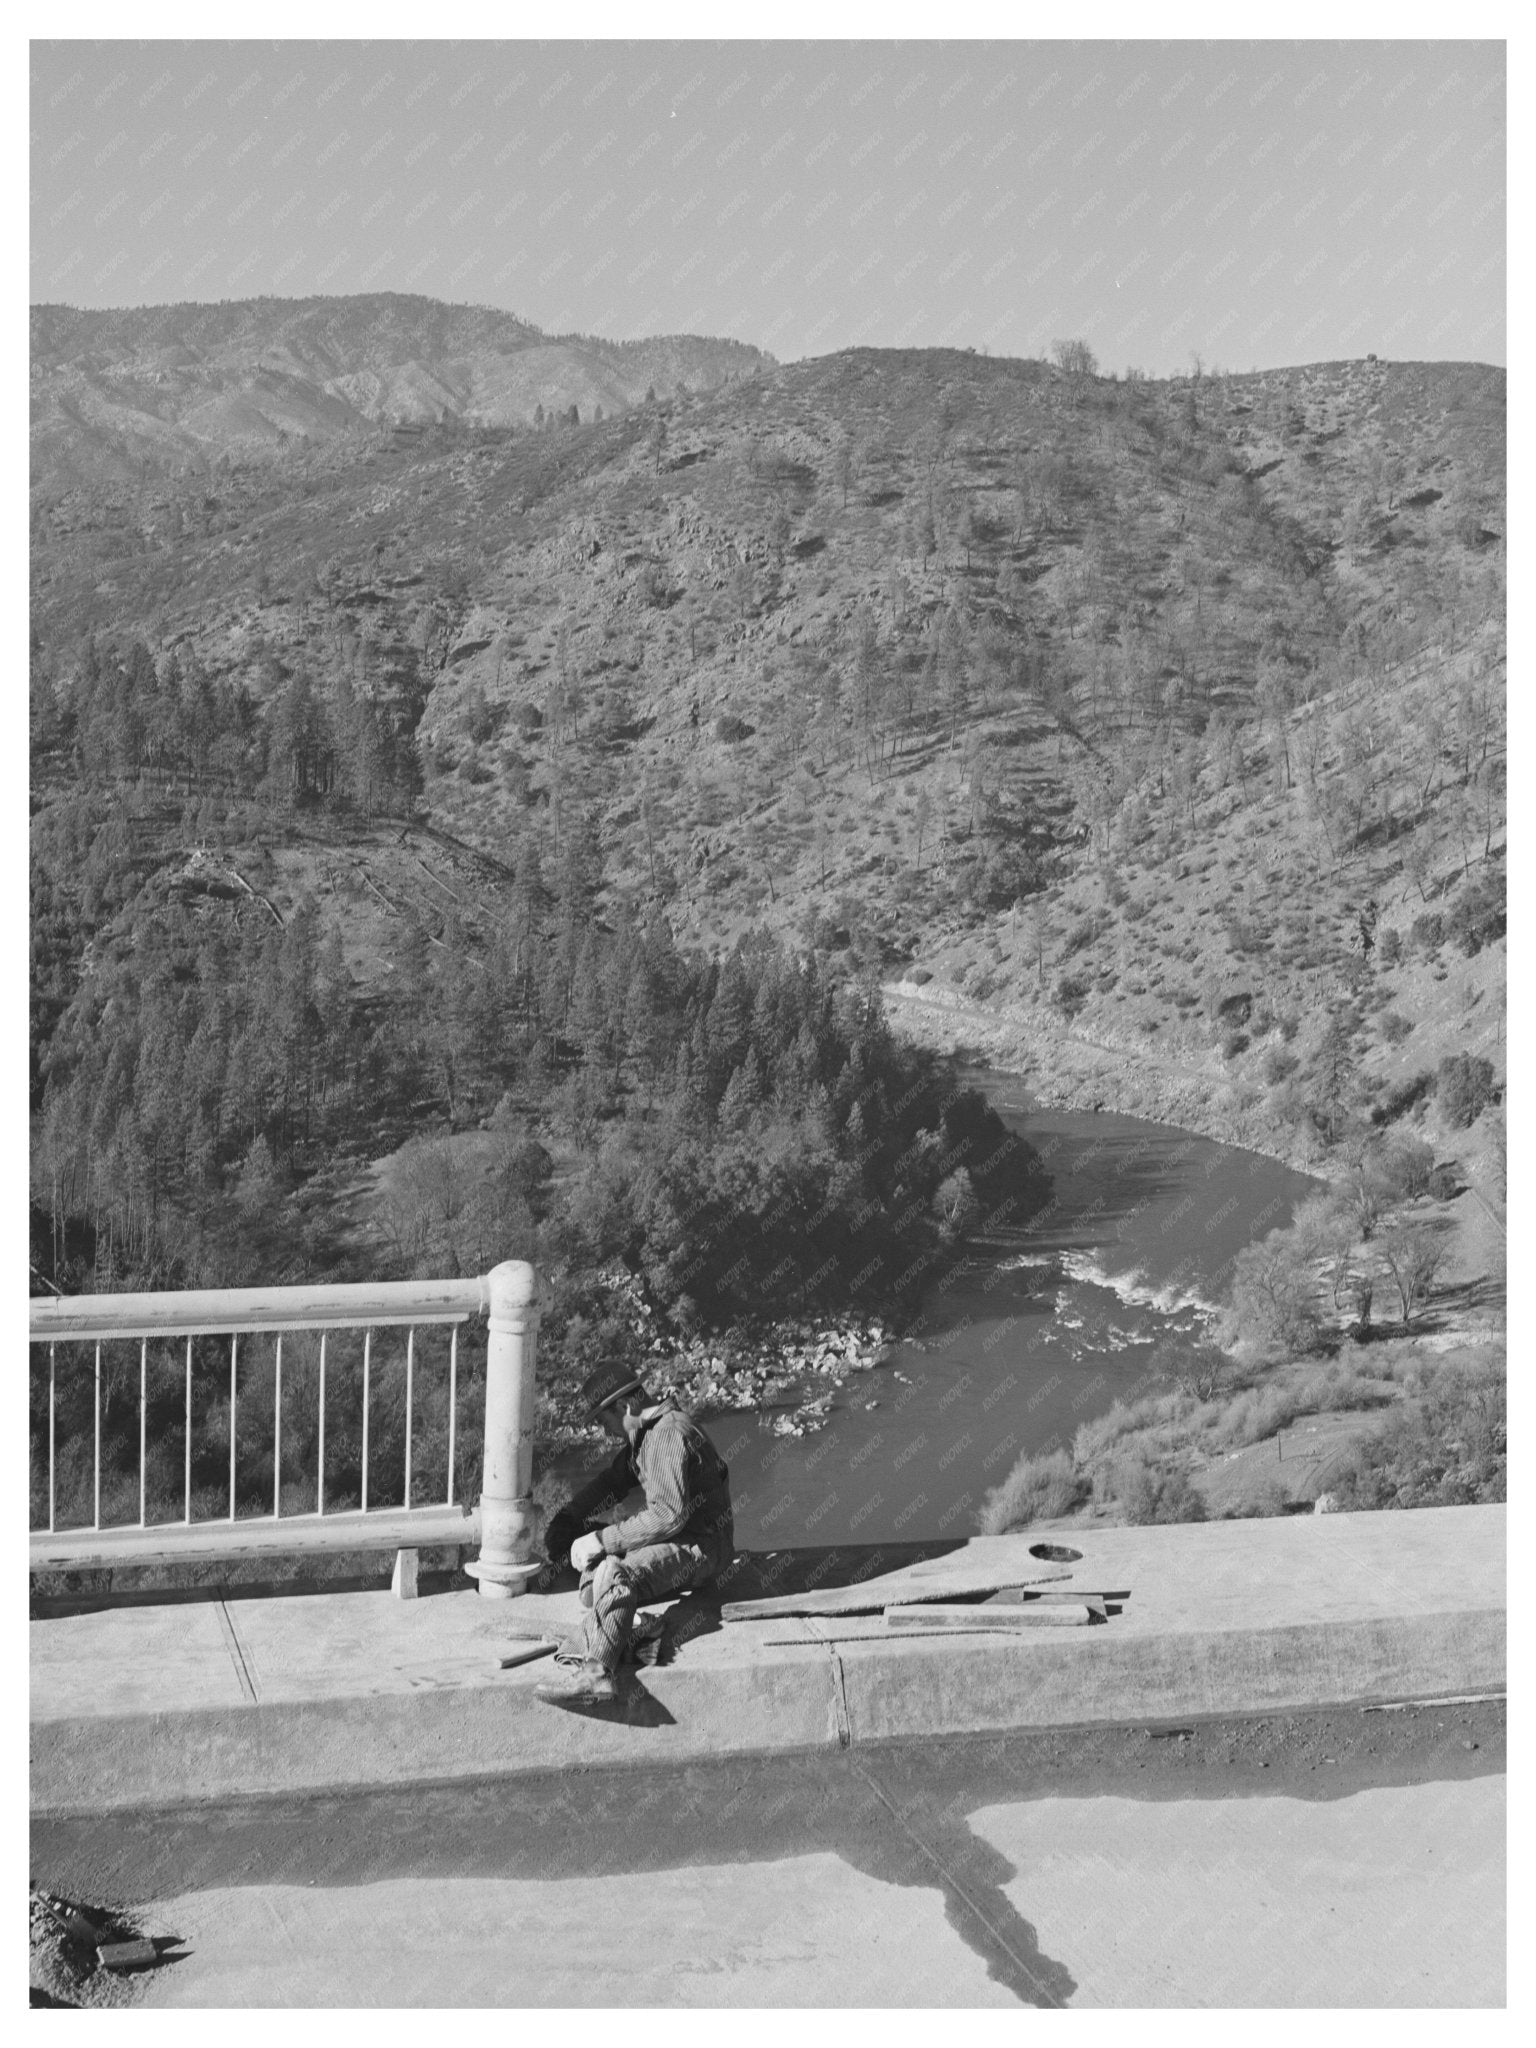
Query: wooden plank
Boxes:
[
  {"xmin": 885, "ymin": 1601, "xmax": 1095, "ymax": 1630},
  {"xmin": 763, "ymin": 1624, "xmax": 1051, "ymax": 1646},
  {"xmin": 721, "ymin": 1562, "xmax": 1072, "ymax": 1622},
  {"xmin": 985, "ymin": 1591, "xmax": 1112, "ymax": 1616}
]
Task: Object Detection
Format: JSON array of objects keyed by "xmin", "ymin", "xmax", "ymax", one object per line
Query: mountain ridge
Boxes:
[{"xmin": 30, "ymin": 290, "xmax": 775, "ymax": 485}]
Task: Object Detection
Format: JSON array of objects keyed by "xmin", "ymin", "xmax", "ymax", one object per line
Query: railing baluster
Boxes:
[
  {"xmin": 93, "ymin": 1342, "xmax": 101, "ymax": 1532},
  {"xmin": 446, "ymin": 1325, "xmax": 458, "ymax": 1507},
  {"xmin": 184, "ymin": 1335, "xmax": 193, "ymax": 1525},
  {"xmin": 229, "ymin": 1335, "xmax": 238, "ymax": 1523},
  {"xmin": 31, "ymin": 1277, "xmax": 508, "ymax": 1551},
  {"xmin": 48, "ymin": 1344, "xmax": 56, "ymax": 1534},
  {"xmin": 405, "ymin": 1326, "xmax": 415, "ymax": 1510},
  {"xmin": 274, "ymin": 1334, "xmax": 283, "ymax": 1521}
]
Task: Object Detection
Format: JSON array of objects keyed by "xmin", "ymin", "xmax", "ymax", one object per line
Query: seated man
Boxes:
[{"xmin": 536, "ymin": 1358, "xmax": 734, "ymax": 1706}]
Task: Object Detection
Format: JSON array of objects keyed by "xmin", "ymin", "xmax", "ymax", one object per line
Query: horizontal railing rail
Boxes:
[
  {"xmin": 28, "ymin": 1261, "xmax": 541, "ymax": 1600},
  {"xmin": 30, "ymin": 1276, "xmax": 493, "ymax": 1342}
]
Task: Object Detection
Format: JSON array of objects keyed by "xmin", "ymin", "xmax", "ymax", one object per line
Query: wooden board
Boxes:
[
  {"xmin": 886, "ymin": 1601, "xmax": 1095, "ymax": 1630},
  {"xmin": 721, "ymin": 1561, "xmax": 1072, "ymax": 1622},
  {"xmin": 763, "ymin": 1622, "xmax": 1060, "ymax": 1646}
]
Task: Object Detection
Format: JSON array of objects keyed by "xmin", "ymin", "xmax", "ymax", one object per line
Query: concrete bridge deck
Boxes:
[{"xmin": 31, "ymin": 1504, "xmax": 1505, "ymax": 1815}]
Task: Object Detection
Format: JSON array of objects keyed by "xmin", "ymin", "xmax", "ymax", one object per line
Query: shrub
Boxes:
[
  {"xmin": 1379, "ymin": 1011, "xmax": 1414, "ymax": 1045},
  {"xmin": 977, "ymin": 1447, "xmax": 1082, "ymax": 1534},
  {"xmin": 1446, "ymin": 874, "xmax": 1505, "ymax": 957},
  {"xmin": 1149, "ymin": 1339, "xmax": 1234, "ymax": 1401},
  {"xmin": 1425, "ymin": 1161, "xmax": 1461, "ymax": 1201},
  {"xmin": 1410, "ymin": 911, "xmax": 1444, "ymax": 953},
  {"xmin": 1377, "ymin": 926, "xmax": 1403, "ymax": 967},
  {"xmin": 1055, "ymin": 971, "xmax": 1091, "ymax": 1018},
  {"xmin": 1437, "ymin": 1053, "xmax": 1497, "ymax": 1129},
  {"xmin": 1222, "ymin": 1030, "xmax": 1250, "ymax": 1059},
  {"xmin": 1375, "ymin": 1136, "xmax": 1435, "ymax": 1200},
  {"xmin": 1215, "ymin": 1385, "xmax": 1304, "ymax": 1448},
  {"xmin": 1228, "ymin": 1227, "xmax": 1327, "ymax": 1356},
  {"xmin": 1113, "ymin": 1449, "xmax": 1208, "ymax": 1524},
  {"xmin": 1072, "ymin": 1400, "xmax": 1141, "ymax": 1469},
  {"xmin": 1371, "ymin": 1068, "xmax": 1435, "ymax": 1125},
  {"xmin": 1263, "ymin": 1047, "xmax": 1300, "ymax": 1084},
  {"xmin": 1332, "ymin": 1361, "xmax": 1505, "ymax": 1508}
]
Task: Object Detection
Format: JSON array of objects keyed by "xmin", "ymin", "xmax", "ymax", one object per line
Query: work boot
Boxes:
[{"xmin": 533, "ymin": 1660, "xmax": 618, "ymax": 1707}]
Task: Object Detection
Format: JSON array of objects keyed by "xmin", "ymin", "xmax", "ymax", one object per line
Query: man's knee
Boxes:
[{"xmin": 590, "ymin": 1554, "xmax": 630, "ymax": 1614}]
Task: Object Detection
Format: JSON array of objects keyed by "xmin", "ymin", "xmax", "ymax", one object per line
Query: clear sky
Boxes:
[{"xmin": 31, "ymin": 35, "xmax": 1505, "ymax": 374}]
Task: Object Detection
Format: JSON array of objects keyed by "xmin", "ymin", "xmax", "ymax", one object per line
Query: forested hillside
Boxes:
[{"xmin": 31, "ymin": 310, "xmax": 1505, "ymax": 1407}]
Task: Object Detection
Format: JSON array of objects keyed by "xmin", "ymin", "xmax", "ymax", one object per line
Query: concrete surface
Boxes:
[
  {"xmin": 31, "ymin": 1504, "xmax": 1504, "ymax": 1813},
  {"xmin": 37, "ymin": 1703, "xmax": 1505, "ymax": 2009},
  {"xmin": 133, "ymin": 1858, "xmax": 1019, "ymax": 2008},
  {"xmin": 126, "ymin": 1780, "xmax": 1503, "ymax": 2009},
  {"xmin": 975, "ymin": 1779, "xmax": 1506, "ymax": 2007}
]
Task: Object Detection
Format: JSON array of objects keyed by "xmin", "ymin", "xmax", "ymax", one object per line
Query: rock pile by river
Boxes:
[{"xmin": 541, "ymin": 1268, "xmax": 893, "ymax": 1453}]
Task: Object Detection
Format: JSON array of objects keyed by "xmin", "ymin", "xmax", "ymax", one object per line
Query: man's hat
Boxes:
[{"xmin": 578, "ymin": 1360, "xmax": 647, "ymax": 1417}]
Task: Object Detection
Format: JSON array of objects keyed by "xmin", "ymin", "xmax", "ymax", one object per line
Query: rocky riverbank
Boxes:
[
  {"xmin": 535, "ymin": 1266, "xmax": 898, "ymax": 1462},
  {"xmin": 882, "ymin": 978, "xmax": 1323, "ymax": 1174}
]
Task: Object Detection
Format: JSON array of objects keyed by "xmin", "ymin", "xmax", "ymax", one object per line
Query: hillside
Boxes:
[
  {"xmin": 30, "ymin": 292, "xmax": 772, "ymax": 489},
  {"xmin": 30, "ymin": 312, "xmax": 1505, "ymax": 1312}
]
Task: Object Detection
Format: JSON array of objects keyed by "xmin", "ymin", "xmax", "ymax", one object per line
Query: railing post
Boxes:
[{"xmin": 466, "ymin": 1259, "xmax": 542, "ymax": 1601}]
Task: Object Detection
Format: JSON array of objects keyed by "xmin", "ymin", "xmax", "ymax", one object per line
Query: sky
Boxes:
[{"xmin": 29, "ymin": 33, "xmax": 1506, "ymax": 374}]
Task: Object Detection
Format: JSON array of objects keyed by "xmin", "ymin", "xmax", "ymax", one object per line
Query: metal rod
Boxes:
[
  {"xmin": 405, "ymin": 1326, "xmax": 415, "ymax": 1510},
  {"xmin": 139, "ymin": 1339, "xmax": 147, "ymax": 1529},
  {"xmin": 361, "ymin": 1329, "xmax": 371, "ymax": 1515},
  {"xmin": 229, "ymin": 1335, "xmax": 238, "ymax": 1523},
  {"xmin": 185, "ymin": 1335, "xmax": 193, "ymax": 1525},
  {"xmin": 318, "ymin": 1332, "xmax": 327, "ymax": 1517},
  {"xmin": 446, "ymin": 1325, "xmax": 457, "ymax": 1507},
  {"xmin": 93, "ymin": 1342, "xmax": 101, "ymax": 1532},
  {"xmin": 48, "ymin": 1345, "xmax": 56, "ymax": 1534},
  {"xmin": 274, "ymin": 1334, "xmax": 283, "ymax": 1520}
]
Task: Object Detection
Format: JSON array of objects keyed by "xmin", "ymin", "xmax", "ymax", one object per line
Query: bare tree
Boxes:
[{"xmin": 1050, "ymin": 337, "xmax": 1098, "ymax": 406}]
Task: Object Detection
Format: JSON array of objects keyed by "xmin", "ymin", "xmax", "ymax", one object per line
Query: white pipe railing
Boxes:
[{"xmin": 29, "ymin": 1263, "xmax": 541, "ymax": 1600}]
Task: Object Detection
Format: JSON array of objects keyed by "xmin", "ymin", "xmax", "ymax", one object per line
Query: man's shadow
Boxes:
[{"xmin": 40, "ymin": 1745, "xmax": 1079, "ymax": 2007}]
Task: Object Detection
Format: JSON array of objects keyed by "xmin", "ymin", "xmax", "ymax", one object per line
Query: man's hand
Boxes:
[
  {"xmin": 544, "ymin": 1510, "xmax": 581, "ymax": 1565},
  {"xmin": 570, "ymin": 1530, "xmax": 606, "ymax": 1572}
]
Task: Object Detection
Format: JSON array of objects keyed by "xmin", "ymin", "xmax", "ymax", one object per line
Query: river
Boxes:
[{"xmin": 703, "ymin": 1067, "xmax": 1322, "ymax": 1551}]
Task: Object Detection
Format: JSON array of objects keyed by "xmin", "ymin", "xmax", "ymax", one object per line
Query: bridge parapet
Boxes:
[{"xmin": 29, "ymin": 1260, "xmax": 541, "ymax": 1600}]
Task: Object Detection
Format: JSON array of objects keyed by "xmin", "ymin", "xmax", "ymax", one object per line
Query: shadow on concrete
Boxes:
[
  {"xmin": 32, "ymin": 1701, "xmax": 1510, "ymax": 2009},
  {"xmin": 713, "ymin": 1541, "xmax": 967, "ymax": 1601},
  {"xmin": 28, "ymin": 1743, "xmax": 1091, "ymax": 2007}
]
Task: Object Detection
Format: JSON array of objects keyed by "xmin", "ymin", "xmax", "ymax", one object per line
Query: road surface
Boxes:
[{"xmin": 32, "ymin": 1698, "xmax": 1504, "ymax": 2008}]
